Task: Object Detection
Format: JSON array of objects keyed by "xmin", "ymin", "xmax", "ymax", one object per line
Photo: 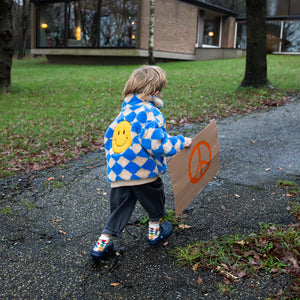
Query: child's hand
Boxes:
[{"xmin": 184, "ymin": 138, "xmax": 192, "ymax": 148}]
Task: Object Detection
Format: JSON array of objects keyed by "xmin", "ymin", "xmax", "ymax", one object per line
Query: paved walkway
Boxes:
[{"xmin": 0, "ymin": 98, "xmax": 299, "ymax": 299}]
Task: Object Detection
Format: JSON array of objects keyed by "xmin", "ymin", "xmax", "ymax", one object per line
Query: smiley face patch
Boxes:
[{"xmin": 112, "ymin": 121, "xmax": 133, "ymax": 153}]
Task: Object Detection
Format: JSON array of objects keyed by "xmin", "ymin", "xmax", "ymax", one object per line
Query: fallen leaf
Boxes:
[
  {"xmin": 162, "ymin": 241, "xmax": 169, "ymax": 247},
  {"xmin": 284, "ymin": 194, "xmax": 293, "ymax": 197},
  {"xmin": 178, "ymin": 224, "xmax": 193, "ymax": 229},
  {"xmin": 165, "ymin": 276, "xmax": 174, "ymax": 280},
  {"xmin": 192, "ymin": 263, "xmax": 199, "ymax": 271},
  {"xmin": 271, "ymin": 268, "xmax": 280, "ymax": 274},
  {"xmin": 237, "ymin": 271, "xmax": 247, "ymax": 278},
  {"xmin": 276, "ymin": 289, "xmax": 284, "ymax": 296},
  {"xmin": 278, "ymin": 166, "xmax": 283, "ymax": 171},
  {"xmin": 222, "ymin": 277, "xmax": 231, "ymax": 285},
  {"xmin": 266, "ymin": 168, "xmax": 271, "ymax": 172},
  {"xmin": 234, "ymin": 240, "xmax": 246, "ymax": 246},
  {"xmin": 47, "ymin": 177, "xmax": 55, "ymax": 181},
  {"xmin": 235, "ymin": 194, "xmax": 240, "ymax": 198},
  {"xmin": 52, "ymin": 219, "xmax": 62, "ymax": 223},
  {"xmin": 216, "ymin": 266, "xmax": 238, "ymax": 282},
  {"xmin": 288, "ymin": 257, "xmax": 299, "ymax": 268},
  {"xmin": 251, "ymin": 140, "xmax": 256, "ymax": 143},
  {"xmin": 221, "ymin": 205, "xmax": 226, "ymax": 210},
  {"xmin": 196, "ymin": 277, "xmax": 203, "ymax": 285},
  {"xmin": 110, "ymin": 283, "xmax": 120, "ymax": 287},
  {"xmin": 221, "ymin": 263, "xmax": 229, "ymax": 270},
  {"xmin": 59, "ymin": 230, "xmax": 66, "ymax": 235}
]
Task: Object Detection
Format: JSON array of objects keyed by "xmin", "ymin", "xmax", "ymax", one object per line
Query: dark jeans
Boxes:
[{"xmin": 102, "ymin": 177, "xmax": 166, "ymax": 237}]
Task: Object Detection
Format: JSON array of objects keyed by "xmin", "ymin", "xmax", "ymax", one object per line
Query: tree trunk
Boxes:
[
  {"xmin": 148, "ymin": 0, "xmax": 155, "ymax": 65},
  {"xmin": 241, "ymin": 0, "xmax": 272, "ymax": 88},
  {"xmin": 0, "ymin": 0, "xmax": 14, "ymax": 92},
  {"xmin": 17, "ymin": 0, "xmax": 30, "ymax": 60}
]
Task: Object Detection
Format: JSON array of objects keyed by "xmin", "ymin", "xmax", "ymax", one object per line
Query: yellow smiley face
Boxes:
[{"xmin": 112, "ymin": 121, "xmax": 133, "ymax": 153}]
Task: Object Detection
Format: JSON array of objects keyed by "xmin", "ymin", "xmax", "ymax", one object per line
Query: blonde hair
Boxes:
[{"xmin": 122, "ymin": 65, "xmax": 167, "ymax": 101}]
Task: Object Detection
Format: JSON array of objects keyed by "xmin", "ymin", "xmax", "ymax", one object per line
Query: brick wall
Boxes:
[{"xmin": 138, "ymin": 0, "xmax": 198, "ymax": 55}]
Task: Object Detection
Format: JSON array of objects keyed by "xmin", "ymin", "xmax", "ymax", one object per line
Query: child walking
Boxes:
[{"xmin": 91, "ymin": 65, "xmax": 192, "ymax": 259}]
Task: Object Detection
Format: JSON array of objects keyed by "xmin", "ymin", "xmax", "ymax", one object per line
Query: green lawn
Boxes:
[{"xmin": 0, "ymin": 55, "xmax": 299, "ymax": 178}]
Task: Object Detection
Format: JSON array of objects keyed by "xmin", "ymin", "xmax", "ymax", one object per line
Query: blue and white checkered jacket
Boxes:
[{"xmin": 104, "ymin": 94, "xmax": 187, "ymax": 186}]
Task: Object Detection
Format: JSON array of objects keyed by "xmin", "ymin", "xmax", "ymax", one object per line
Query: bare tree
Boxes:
[
  {"xmin": 148, "ymin": 0, "xmax": 155, "ymax": 65},
  {"xmin": 0, "ymin": 0, "xmax": 14, "ymax": 92},
  {"xmin": 240, "ymin": 0, "xmax": 273, "ymax": 88}
]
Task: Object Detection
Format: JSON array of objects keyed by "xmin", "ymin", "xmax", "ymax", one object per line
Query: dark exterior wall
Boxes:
[
  {"xmin": 139, "ymin": 0, "xmax": 198, "ymax": 54},
  {"xmin": 290, "ymin": 0, "xmax": 300, "ymax": 15},
  {"xmin": 221, "ymin": 16, "xmax": 235, "ymax": 48}
]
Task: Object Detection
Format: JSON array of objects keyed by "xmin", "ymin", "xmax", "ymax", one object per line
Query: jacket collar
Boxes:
[
  {"xmin": 150, "ymin": 96, "xmax": 164, "ymax": 109},
  {"xmin": 123, "ymin": 94, "xmax": 164, "ymax": 110}
]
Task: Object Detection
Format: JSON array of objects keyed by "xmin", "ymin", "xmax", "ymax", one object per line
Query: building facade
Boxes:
[{"xmin": 30, "ymin": 0, "xmax": 299, "ymax": 64}]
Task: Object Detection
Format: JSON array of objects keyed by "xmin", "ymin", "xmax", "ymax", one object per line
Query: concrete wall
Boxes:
[
  {"xmin": 139, "ymin": 0, "xmax": 198, "ymax": 54},
  {"xmin": 195, "ymin": 48, "xmax": 246, "ymax": 61},
  {"xmin": 30, "ymin": 48, "xmax": 195, "ymax": 64}
]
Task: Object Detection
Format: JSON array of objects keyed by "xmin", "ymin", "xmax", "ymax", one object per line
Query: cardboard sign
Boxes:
[{"xmin": 168, "ymin": 120, "xmax": 219, "ymax": 215}]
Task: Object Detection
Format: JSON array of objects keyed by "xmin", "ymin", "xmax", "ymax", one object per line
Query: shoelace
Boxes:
[
  {"xmin": 94, "ymin": 239, "xmax": 109, "ymax": 252},
  {"xmin": 149, "ymin": 227, "xmax": 160, "ymax": 240}
]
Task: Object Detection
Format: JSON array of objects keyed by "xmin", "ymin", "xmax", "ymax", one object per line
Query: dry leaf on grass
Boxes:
[
  {"xmin": 192, "ymin": 263, "xmax": 199, "ymax": 271},
  {"xmin": 178, "ymin": 224, "xmax": 193, "ymax": 229}
]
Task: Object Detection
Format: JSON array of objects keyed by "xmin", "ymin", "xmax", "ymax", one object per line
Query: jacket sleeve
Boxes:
[{"xmin": 139, "ymin": 119, "xmax": 187, "ymax": 157}]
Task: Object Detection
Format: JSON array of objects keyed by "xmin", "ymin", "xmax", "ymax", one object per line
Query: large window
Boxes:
[
  {"xmin": 100, "ymin": 0, "xmax": 137, "ymax": 47},
  {"xmin": 282, "ymin": 20, "xmax": 300, "ymax": 52},
  {"xmin": 203, "ymin": 14, "xmax": 221, "ymax": 47},
  {"xmin": 39, "ymin": 2, "xmax": 65, "ymax": 47},
  {"xmin": 236, "ymin": 22, "xmax": 246, "ymax": 49},
  {"xmin": 38, "ymin": 0, "xmax": 137, "ymax": 48},
  {"xmin": 67, "ymin": 0, "xmax": 98, "ymax": 47},
  {"xmin": 266, "ymin": 21, "xmax": 282, "ymax": 53},
  {"xmin": 236, "ymin": 20, "xmax": 300, "ymax": 53}
]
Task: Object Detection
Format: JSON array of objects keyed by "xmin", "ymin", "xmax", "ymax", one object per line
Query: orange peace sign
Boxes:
[{"xmin": 188, "ymin": 141, "xmax": 212, "ymax": 184}]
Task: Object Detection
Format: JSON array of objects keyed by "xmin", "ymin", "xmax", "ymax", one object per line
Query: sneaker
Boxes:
[
  {"xmin": 90, "ymin": 241, "xmax": 114, "ymax": 259},
  {"xmin": 147, "ymin": 221, "xmax": 173, "ymax": 245}
]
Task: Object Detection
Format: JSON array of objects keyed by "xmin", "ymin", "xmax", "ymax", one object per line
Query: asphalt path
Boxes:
[{"xmin": 0, "ymin": 97, "xmax": 299, "ymax": 299}]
